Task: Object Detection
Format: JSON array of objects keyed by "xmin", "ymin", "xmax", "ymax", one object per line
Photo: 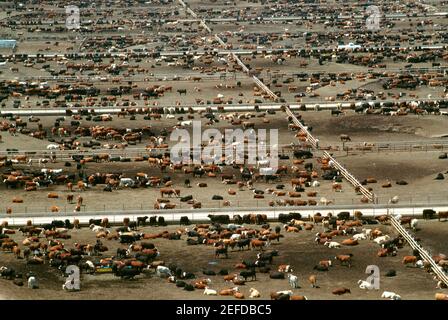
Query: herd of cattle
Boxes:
[{"xmin": 1, "ymin": 210, "xmax": 448, "ymax": 299}]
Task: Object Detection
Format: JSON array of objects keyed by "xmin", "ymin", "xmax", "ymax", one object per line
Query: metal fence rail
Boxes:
[
  {"xmin": 323, "ymin": 150, "xmax": 376, "ymax": 203},
  {"xmin": 284, "ymin": 106, "xmax": 319, "ymax": 148},
  {"xmin": 2, "ymin": 203, "xmax": 448, "ymax": 227},
  {"xmin": 389, "ymin": 214, "xmax": 448, "ymax": 287}
]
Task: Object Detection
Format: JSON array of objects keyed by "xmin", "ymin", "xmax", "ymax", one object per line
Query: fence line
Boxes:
[
  {"xmin": 389, "ymin": 214, "xmax": 448, "ymax": 287},
  {"xmin": 284, "ymin": 106, "xmax": 319, "ymax": 148},
  {"xmin": 323, "ymin": 151, "xmax": 376, "ymax": 203},
  {"xmin": 5, "ymin": 193, "xmax": 448, "ymax": 215}
]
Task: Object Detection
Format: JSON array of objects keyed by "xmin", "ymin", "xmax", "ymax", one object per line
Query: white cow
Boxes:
[
  {"xmin": 388, "ymin": 196, "xmax": 399, "ymax": 204},
  {"xmin": 119, "ymin": 178, "xmax": 135, "ymax": 187},
  {"xmin": 89, "ymin": 225, "xmax": 106, "ymax": 233},
  {"xmin": 203, "ymin": 287, "xmax": 218, "ymax": 295},
  {"xmin": 353, "ymin": 233, "xmax": 367, "ymax": 241},
  {"xmin": 156, "ymin": 266, "xmax": 172, "ymax": 278},
  {"xmin": 411, "ymin": 219, "xmax": 418, "ymax": 231},
  {"xmin": 358, "ymin": 280, "xmax": 375, "ymax": 290},
  {"xmin": 27, "ymin": 276, "xmax": 39, "ymax": 289},
  {"xmin": 362, "ymin": 228, "xmax": 372, "ymax": 239},
  {"xmin": 180, "ymin": 120, "xmax": 192, "ymax": 126},
  {"xmin": 46, "ymin": 144, "xmax": 60, "ymax": 150},
  {"xmin": 312, "ymin": 181, "xmax": 321, "ymax": 187},
  {"xmin": 276, "ymin": 290, "xmax": 293, "ymax": 296},
  {"xmin": 249, "ymin": 288, "xmax": 261, "ymax": 298},
  {"xmin": 374, "ymin": 235, "xmax": 390, "ymax": 245},
  {"xmin": 230, "ymin": 234, "xmax": 241, "ymax": 241},
  {"xmin": 324, "ymin": 241, "xmax": 341, "ymax": 248},
  {"xmin": 287, "ymin": 274, "xmax": 299, "ymax": 288},
  {"xmin": 381, "ymin": 291, "xmax": 401, "ymax": 300}
]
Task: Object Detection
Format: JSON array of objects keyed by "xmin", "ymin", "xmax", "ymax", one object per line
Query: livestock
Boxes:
[
  {"xmin": 358, "ymin": 280, "xmax": 376, "ymax": 290},
  {"xmin": 203, "ymin": 287, "xmax": 217, "ymax": 295},
  {"xmin": 332, "ymin": 287, "xmax": 351, "ymax": 295},
  {"xmin": 402, "ymin": 255, "xmax": 418, "ymax": 266},
  {"xmin": 287, "ymin": 274, "xmax": 299, "ymax": 288},
  {"xmin": 335, "ymin": 254, "xmax": 353, "ymax": 267},
  {"xmin": 249, "ymin": 288, "xmax": 261, "ymax": 298},
  {"xmin": 278, "ymin": 264, "xmax": 293, "ymax": 273},
  {"xmin": 240, "ymin": 269, "xmax": 256, "ymax": 281},
  {"xmin": 381, "ymin": 291, "xmax": 401, "ymax": 300},
  {"xmin": 324, "ymin": 241, "xmax": 341, "ymax": 248}
]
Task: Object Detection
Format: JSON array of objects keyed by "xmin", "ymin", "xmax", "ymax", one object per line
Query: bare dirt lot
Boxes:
[{"xmin": 0, "ymin": 220, "xmax": 447, "ymax": 300}]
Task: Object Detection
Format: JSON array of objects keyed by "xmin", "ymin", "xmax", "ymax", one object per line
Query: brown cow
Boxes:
[
  {"xmin": 342, "ymin": 239, "xmax": 359, "ymax": 246},
  {"xmin": 77, "ymin": 181, "xmax": 86, "ymax": 191},
  {"xmin": 48, "ymin": 193, "xmax": 59, "ymax": 199},
  {"xmin": 309, "ymin": 275, "xmax": 317, "ymax": 288},
  {"xmin": 332, "ymin": 287, "xmax": 351, "ymax": 295},
  {"xmin": 438, "ymin": 211, "xmax": 448, "ymax": 222},
  {"xmin": 250, "ymin": 239, "xmax": 266, "ymax": 250},
  {"xmin": 402, "ymin": 255, "xmax": 418, "ymax": 265},
  {"xmin": 335, "ymin": 254, "xmax": 353, "ymax": 267},
  {"xmin": 160, "ymin": 188, "xmax": 180, "ymax": 197}
]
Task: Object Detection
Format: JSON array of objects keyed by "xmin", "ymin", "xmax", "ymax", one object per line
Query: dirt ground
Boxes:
[{"xmin": 0, "ymin": 219, "xmax": 447, "ymax": 300}]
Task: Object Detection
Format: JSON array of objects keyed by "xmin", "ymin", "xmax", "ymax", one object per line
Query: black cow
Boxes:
[
  {"xmin": 237, "ymin": 239, "xmax": 251, "ymax": 251},
  {"xmin": 240, "ymin": 269, "xmax": 256, "ymax": 281},
  {"xmin": 180, "ymin": 195, "xmax": 193, "ymax": 202},
  {"xmin": 208, "ymin": 214, "xmax": 230, "ymax": 224},
  {"xmin": 158, "ymin": 217, "xmax": 167, "ymax": 226},
  {"xmin": 337, "ymin": 212, "xmax": 350, "ymax": 220},
  {"xmin": 203, "ymin": 270, "xmax": 216, "ymax": 276},
  {"xmin": 180, "ymin": 216, "xmax": 190, "ymax": 225},
  {"xmin": 119, "ymin": 235, "xmax": 137, "ymax": 244},
  {"xmin": 89, "ymin": 219, "xmax": 102, "ymax": 226},
  {"xmin": 149, "ymin": 216, "xmax": 157, "ymax": 226},
  {"xmin": 112, "ymin": 266, "xmax": 140, "ymax": 280},
  {"xmin": 215, "ymin": 246, "xmax": 228, "ymax": 259},
  {"xmin": 51, "ymin": 220, "xmax": 65, "ymax": 228},
  {"xmin": 137, "ymin": 216, "xmax": 148, "ymax": 226}
]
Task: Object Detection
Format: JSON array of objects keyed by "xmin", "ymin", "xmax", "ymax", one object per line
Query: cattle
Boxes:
[
  {"xmin": 240, "ymin": 269, "xmax": 256, "ymax": 281},
  {"xmin": 402, "ymin": 255, "xmax": 418, "ymax": 266},
  {"xmin": 335, "ymin": 254, "xmax": 353, "ymax": 267},
  {"xmin": 270, "ymin": 292, "xmax": 290, "ymax": 300},
  {"xmin": 180, "ymin": 216, "xmax": 190, "ymax": 226},
  {"xmin": 160, "ymin": 188, "xmax": 180, "ymax": 197},
  {"xmin": 324, "ymin": 241, "xmax": 341, "ymax": 248},
  {"xmin": 249, "ymin": 288, "xmax": 261, "ymax": 298},
  {"xmin": 137, "ymin": 216, "xmax": 148, "ymax": 226},
  {"xmin": 381, "ymin": 291, "xmax": 401, "ymax": 300},
  {"xmin": 438, "ymin": 211, "xmax": 448, "ymax": 221},
  {"xmin": 203, "ymin": 287, "xmax": 217, "ymax": 295},
  {"xmin": 332, "ymin": 287, "xmax": 351, "ymax": 295},
  {"xmin": 308, "ymin": 275, "xmax": 317, "ymax": 288},
  {"xmin": 435, "ymin": 293, "xmax": 448, "ymax": 300},
  {"xmin": 287, "ymin": 274, "xmax": 299, "ymax": 288},
  {"xmin": 208, "ymin": 215, "xmax": 230, "ymax": 224}
]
